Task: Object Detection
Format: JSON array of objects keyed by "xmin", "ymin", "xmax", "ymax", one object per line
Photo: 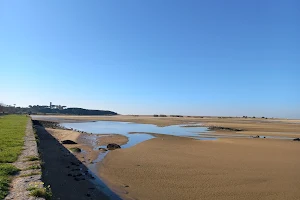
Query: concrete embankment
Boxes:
[{"xmin": 32, "ymin": 120, "xmax": 111, "ymax": 200}]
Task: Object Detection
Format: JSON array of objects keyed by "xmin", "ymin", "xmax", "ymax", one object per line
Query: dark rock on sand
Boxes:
[
  {"xmin": 253, "ymin": 135, "xmax": 260, "ymax": 138},
  {"xmin": 208, "ymin": 126, "xmax": 243, "ymax": 132},
  {"xmin": 293, "ymin": 138, "xmax": 300, "ymax": 141},
  {"xmin": 62, "ymin": 140, "xmax": 78, "ymax": 144},
  {"xmin": 107, "ymin": 143, "xmax": 121, "ymax": 150}
]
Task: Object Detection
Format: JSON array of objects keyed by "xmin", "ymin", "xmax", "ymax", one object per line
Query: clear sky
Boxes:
[{"xmin": 1, "ymin": 0, "xmax": 299, "ymax": 118}]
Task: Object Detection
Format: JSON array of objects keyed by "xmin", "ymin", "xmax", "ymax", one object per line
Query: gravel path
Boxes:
[{"xmin": 5, "ymin": 119, "xmax": 44, "ymax": 200}]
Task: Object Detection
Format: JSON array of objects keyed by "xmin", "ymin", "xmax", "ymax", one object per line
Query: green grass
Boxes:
[
  {"xmin": 0, "ymin": 115, "xmax": 27, "ymax": 199},
  {"xmin": 0, "ymin": 164, "xmax": 21, "ymax": 199},
  {"xmin": 0, "ymin": 115, "xmax": 27, "ymax": 163}
]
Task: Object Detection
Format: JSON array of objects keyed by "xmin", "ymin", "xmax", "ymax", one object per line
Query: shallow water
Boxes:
[{"xmin": 60, "ymin": 121, "xmax": 214, "ymax": 148}]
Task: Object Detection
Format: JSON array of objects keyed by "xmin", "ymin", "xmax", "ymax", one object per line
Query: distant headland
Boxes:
[{"xmin": 0, "ymin": 102, "xmax": 118, "ymax": 116}]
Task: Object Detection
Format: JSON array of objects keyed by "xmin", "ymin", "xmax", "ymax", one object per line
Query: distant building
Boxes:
[{"xmin": 49, "ymin": 102, "xmax": 66, "ymax": 110}]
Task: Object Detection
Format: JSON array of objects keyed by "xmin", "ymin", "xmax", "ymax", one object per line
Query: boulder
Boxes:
[
  {"xmin": 253, "ymin": 135, "xmax": 260, "ymax": 138},
  {"xmin": 107, "ymin": 143, "xmax": 121, "ymax": 150},
  {"xmin": 62, "ymin": 140, "xmax": 78, "ymax": 144},
  {"xmin": 293, "ymin": 138, "xmax": 300, "ymax": 141}
]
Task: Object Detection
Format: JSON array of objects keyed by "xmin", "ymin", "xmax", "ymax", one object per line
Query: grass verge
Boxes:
[{"xmin": 0, "ymin": 115, "xmax": 27, "ymax": 199}]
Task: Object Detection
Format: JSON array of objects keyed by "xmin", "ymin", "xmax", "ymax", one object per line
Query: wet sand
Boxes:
[
  {"xmin": 100, "ymin": 136, "xmax": 300, "ymax": 200},
  {"xmin": 46, "ymin": 128, "xmax": 128, "ymax": 164}
]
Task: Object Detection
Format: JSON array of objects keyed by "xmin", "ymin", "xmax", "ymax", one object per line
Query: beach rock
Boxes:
[
  {"xmin": 253, "ymin": 135, "xmax": 260, "ymax": 138},
  {"xmin": 293, "ymin": 138, "xmax": 300, "ymax": 141},
  {"xmin": 69, "ymin": 147, "xmax": 81, "ymax": 153},
  {"xmin": 62, "ymin": 140, "xmax": 77, "ymax": 144},
  {"xmin": 107, "ymin": 143, "xmax": 121, "ymax": 150},
  {"xmin": 99, "ymin": 148, "xmax": 108, "ymax": 151}
]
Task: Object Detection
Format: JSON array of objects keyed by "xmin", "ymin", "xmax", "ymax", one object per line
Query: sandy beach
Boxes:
[
  {"xmin": 33, "ymin": 115, "xmax": 300, "ymax": 200},
  {"xmin": 100, "ymin": 136, "xmax": 300, "ymax": 200}
]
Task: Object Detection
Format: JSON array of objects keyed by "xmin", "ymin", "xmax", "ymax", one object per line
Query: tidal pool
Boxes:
[{"xmin": 60, "ymin": 121, "xmax": 215, "ymax": 148}]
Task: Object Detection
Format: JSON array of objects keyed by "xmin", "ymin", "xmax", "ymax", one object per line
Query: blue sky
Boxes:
[{"xmin": 1, "ymin": 0, "xmax": 299, "ymax": 118}]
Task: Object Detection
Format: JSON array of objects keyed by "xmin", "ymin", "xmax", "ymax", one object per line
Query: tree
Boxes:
[{"xmin": 0, "ymin": 103, "xmax": 5, "ymax": 113}]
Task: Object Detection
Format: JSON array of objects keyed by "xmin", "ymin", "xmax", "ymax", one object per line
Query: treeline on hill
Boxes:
[{"xmin": 0, "ymin": 104, "xmax": 117, "ymax": 116}]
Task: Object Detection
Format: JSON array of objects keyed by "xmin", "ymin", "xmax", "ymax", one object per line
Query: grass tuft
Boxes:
[
  {"xmin": 24, "ymin": 165, "xmax": 41, "ymax": 170},
  {"xmin": 28, "ymin": 185, "xmax": 52, "ymax": 200},
  {"xmin": 25, "ymin": 156, "xmax": 39, "ymax": 161}
]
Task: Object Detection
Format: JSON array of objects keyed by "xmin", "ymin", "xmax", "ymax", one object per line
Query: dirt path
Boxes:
[
  {"xmin": 5, "ymin": 119, "xmax": 44, "ymax": 200},
  {"xmin": 34, "ymin": 121, "xmax": 112, "ymax": 200}
]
